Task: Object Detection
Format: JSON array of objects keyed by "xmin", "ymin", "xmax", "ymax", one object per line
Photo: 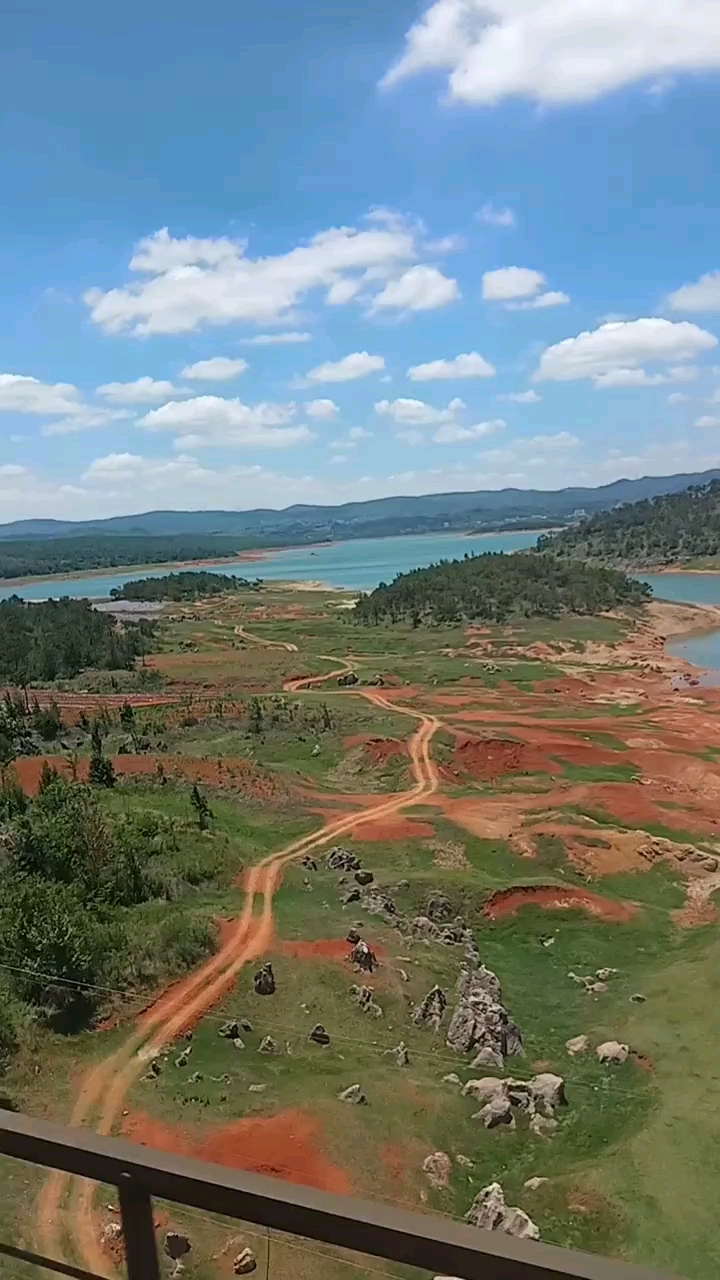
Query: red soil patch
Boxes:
[
  {"xmin": 349, "ymin": 816, "xmax": 435, "ymax": 841},
  {"xmin": 453, "ymin": 733, "xmax": 551, "ymax": 780},
  {"xmin": 380, "ymin": 1144, "xmax": 408, "ymax": 1190},
  {"xmin": 121, "ymin": 1108, "xmax": 350, "ymax": 1194},
  {"xmin": 484, "ymin": 884, "xmax": 637, "ymax": 923},
  {"xmin": 342, "ymin": 735, "xmax": 408, "ymax": 762},
  {"xmin": 280, "ymin": 937, "xmax": 386, "ymax": 962},
  {"xmin": 0, "ymin": 688, "xmax": 178, "ymax": 726},
  {"xmin": 12, "ymin": 752, "xmax": 284, "ymax": 801}
]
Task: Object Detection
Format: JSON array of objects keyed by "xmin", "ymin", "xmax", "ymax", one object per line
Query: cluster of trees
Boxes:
[
  {"xmin": 354, "ymin": 551, "xmax": 650, "ymax": 626},
  {"xmin": 111, "ymin": 570, "xmax": 258, "ymax": 602},
  {"xmin": 0, "ymin": 534, "xmax": 255, "ymax": 580},
  {"xmin": 0, "ymin": 597, "xmax": 153, "ymax": 684},
  {"xmin": 0, "ymin": 773, "xmax": 218, "ymax": 1033},
  {"xmin": 538, "ymin": 480, "xmax": 720, "ymax": 567}
]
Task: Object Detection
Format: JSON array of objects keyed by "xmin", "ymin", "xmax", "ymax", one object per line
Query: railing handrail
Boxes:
[{"xmin": 0, "ymin": 1109, "xmax": 670, "ymax": 1280}]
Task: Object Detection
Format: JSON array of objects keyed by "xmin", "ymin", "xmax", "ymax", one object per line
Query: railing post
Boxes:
[{"xmin": 118, "ymin": 1171, "xmax": 161, "ymax": 1280}]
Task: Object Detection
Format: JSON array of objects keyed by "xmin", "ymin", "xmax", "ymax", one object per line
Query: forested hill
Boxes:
[
  {"xmin": 538, "ymin": 480, "xmax": 720, "ymax": 567},
  {"xmin": 354, "ymin": 552, "xmax": 649, "ymax": 625},
  {"xmin": 111, "ymin": 571, "xmax": 257, "ymax": 601}
]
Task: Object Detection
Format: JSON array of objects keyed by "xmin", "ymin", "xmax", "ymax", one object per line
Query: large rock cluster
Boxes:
[
  {"xmin": 465, "ymin": 1183, "xmax": 539, "ymax": 1240},
  {"xmin": 462, "ymin": 1073, "xmax": 566, "ymax": 1129},
  {"xmin": 446, "ymin": 963, "xmax": 523, "ymax": 1063}
]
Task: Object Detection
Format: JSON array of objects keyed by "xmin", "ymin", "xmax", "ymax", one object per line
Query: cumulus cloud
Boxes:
[
  {"xmin": 370, "ymin": 264, "xmax": 459, "ymax": 312},
  {"xmin": 0, "ymin": 373, "xmax": 128, "ymax": 436},
  {"xmin": 139, "ymin": 396, "xmax": 313, "ymax": 449},
  {"xmin": 526, "ymin": 431, "xmax": 579, "ymax": 449},
  {"xmin": 305, "ymin": 398, "xmax": 339, "ymax": 420},
  {"xmin": 375, "ymin": 396, "xmax": 465, "ymax": 426},
  {"xmin": 407, "ymin": 351, "xmax": 495, "ymax": 381},
  {"xmin": 433, "ymin": 418, "xmax": 505, "ymax": 443},
  {"xmin": 511, "ymin": 290, "xmax": 570, "ymax": 311},
  {"xmin": 534, "ymin": 319, "xmax": 717, "ymax": 384},
  {"xmin": 476, "ymin": 203, "xmax": 516, "ymax": 228},
  {"xmin": 482, "ymin": 267, "xmax": 545, "ymax": 301},
  {"xmin": 667, "ymin": 271, "xmax": 720, "ymax": 312},
  {"xmin": 240, "ymin": 332, "xmax": 312, "ymax": 345},
  {"xmin": 594, "ymin": 363, "xmax": 699, "ymax": 388},
  {"xmin": 694, "ymin": 415, "xmax": 720, "ymax": 428},
  {"xmin": 181, "ymin": 357, "xmax": 248, "ymax": 381},
  {"xmin": 668, "ymin": 392, "xmax": 690, "ymax": 404},
  {"xmin": 502, "ymin": 389, "xmax": 541, "ymax": 403},
  {"xmin": 83, "ymin": 218, "xmax": 433, "ymax": 336},
  {"xmin": 304, "ymin": 352, "xmax": 385, "ymax": 384},
  {"xmin": 96, "ymin": 377, "xmax": 186, "ymax": 404},
  {"xmin": 381, "ymin": 0, "xmax": 720, "ymax": 106}
]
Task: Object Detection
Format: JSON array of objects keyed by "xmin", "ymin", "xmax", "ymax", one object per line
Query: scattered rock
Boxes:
[
  {"xmin": 475, "ymin": 1094, "xmax": 515, "ymax": 1129},
  {"xmin": 396, "ymin": 879, "xmax": 410, "ymax": 891},
  {"xmin": 455, "ymin": 1154, "xmax": 474, "ymax": 1168},
  {"xmin": 165, "ymin": 1233, "xmax": 191, "ymax": 1261},
  {"xmin": 233, "ymin": 1247, "xmax": 257, "ymax": 1274},
  {"xmin": 471, "ymin": 1045, "xmax": 504, "ymax": 1071},
  {"xmin": 446, "ymin": 963, "xmax": 522, "ymax": 1061},
  {"xmin": 413, "ymin": 985, "xmax": 447, "ymax": 1032},
  {"xmin": 465, "ymin": 1183, "xmax": 539, "ymax": 1240},
  {"xmin": 338, "ymin": 1084, "xmax": 367, "ymax": 1104},
  {"xmin": 423, "ymin": 1151, "xmax": 452, "ymax": 1189},
  {"xmin": 187, "ymin": 1071, "xmax": 203, "ymax": 1084},
  {"xmin": 253, "ymin": 963, "xmax": 276, "ymax": 996},
  {"xmin": 630, "ymin": 993, "xmax": 646, "ymax": 1003},
  {"xmin": 586, "ymin": 982, "xmax": 608, "ymax": 994},
  {"xmin": 342, "ymin": 888, "xmax": 361, "ymax": 905},
  {"xmin": 309, "ymin": 1024, "xmax": 330, "ymax": 1046},
  {"xmin": 596, "ymin": 968, "xmax": 618, "ymax": 981},
  {"xmin": 174, "ymin": 1050, "xmax": 191, "ymax": 1068},
  {"xmin": 524, "ymin": 1177, "xmax": 548, "ymax": 1191},
  {"xmin": 596, "ymin": 1041, "xmax": 629, "ymax": 1065},
  {"xmin": 426, "ymin": 893, "xmax": 453, "ymax": 922},
  {"xmin": 240, "ymin": 1018, "xmax": 253, "ymax": 1033},
  {"xmin": 232, "ymin": 1038, "xmax": 245, "ymax": 1051},
  {"xmin": 248, "ymin": 1084, "xmax": 267, "ymax": 1093},
  {"xmin": 529, "ymin": 1115, "xmax": 558, "ymax": 1138},
  {"xmin": 219, "ymin": 1019, "xmax": 240, "ymax": 1039},
  {"xmin": 101, "ymin": 1222, "xmax": 123, "ymax": 1246},
  {"xmin": 326, "ymin": 847, "xmax": 361, "ymax": 872},
  {"xmin": 531, "ymin": 1074, "xmax": 567, "ymax": 1115},
  {"xmin": 258, "ymin": 1036, "xmax": 279, "ymax": 1054},
  {"xmin": 346, "ymin": 928, "xmax": 361, "ymax": 944},
  {"xmin": 442, "ymin": 1073, "xmax": 461, "ymax": 1085},
  {"xmin": 360, "ymin": 889, "xmax": 397, "ymax": 917},
  {"xmin": 350, "ymin": 984, "xmax": 383, "ymax": 1017},
  {"xmin": 463, "ymin": 1076, "xmax": 508, "ymax": 1103},
  {"xmin": 385, "ymin": 1041, "xmax": 409, "ymax": 1066},
  {"xmin": 355, "ymin": 870, "xmax": 374, "ymax": 886},
  {"xmin": 565, "ymin": 1035, "xmax": 590, "ymax": 1057},
  {"xmin": 350, "ymin": 940, "xmax": 378, "ymax": 973}
]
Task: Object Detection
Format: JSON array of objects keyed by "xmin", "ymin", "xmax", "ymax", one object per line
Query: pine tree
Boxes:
[{"xmin": 190, "ymin": 784, "xmax": 212, "ymax": 831}]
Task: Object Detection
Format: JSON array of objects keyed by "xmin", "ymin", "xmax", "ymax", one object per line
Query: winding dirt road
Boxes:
[{"xmin": 38, "ymin": 686, "xmax": 440, "ymax": 1277}]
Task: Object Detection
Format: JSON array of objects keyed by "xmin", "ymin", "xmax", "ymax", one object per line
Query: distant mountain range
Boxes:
[{"xmin": 2, "ymin": 469, "xmax": 719, "ymax": 543}]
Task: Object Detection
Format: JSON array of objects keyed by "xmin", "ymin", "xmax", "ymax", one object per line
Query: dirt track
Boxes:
[{"xmin": 37, "ymin": 686, "xmax": 440, "ymax": 1277}]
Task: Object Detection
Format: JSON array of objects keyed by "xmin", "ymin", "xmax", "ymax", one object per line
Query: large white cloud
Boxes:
[
  {"xmin": 534, "ymin": 318, "xmax": 717, "ymax": 384},
  {"xmin": 0, "ymin": 373, "xmax": 128, "ymax": 436},
  {"xmin": 96, "ymin": 377, "xmax": 186, "ymax": 404},
  {"xmin": 375, "ymin": 396, "xmax": 464, "ymax": 426},
  {"xmin": 84, "ymin": 218, "xmax": 434, "ymax": 336},
  {"xmin": 666, "ymin": 271, "xmax": 720, "ymax": 312},
  {"xmin": 370, "ymin": 265, "xmax": 459, "ymax": 312},
  {"xmin": 481, "ymin": 266, "xmax": 568, "ymax": 309},
  {"xmin": 407, "ymin": 351, "xmax": 495, "ymax": 381},
  {"xmin": 305, "ymin": 398, "xmax": 339, "ymax": 420},
  {"xmin": 382, "ymin": 0, "xmax": 720, "ymax": 106},
  {"xmin": 139, "ymin": 396, "xmax": 313, "ymax": 449},
  {"xmin": 181, "ymin": 357, "xmax": 248, "ymax": 381},
  {"xmin": 305, "ymin": 352, "xmax": 385, "ymax": 384}
]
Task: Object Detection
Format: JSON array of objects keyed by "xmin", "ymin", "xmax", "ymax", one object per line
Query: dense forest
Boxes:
[
  {"xmin": 0, "ymin": 598, "xmax": 153, "ymax": 684},
  {"xmin": 111, "ymin": 570, "xmax": 257, "ymax": 601},
  {"xmin": 354, "ymin": 551, "xmax": 650, "ymax": 625},
  {"xmin": 0, "ymin": 534, "xmax": 259, "ymax": 580},
  {"xmin": 539, "ymin": 480, "xmax": 720, "ymax": 567}
]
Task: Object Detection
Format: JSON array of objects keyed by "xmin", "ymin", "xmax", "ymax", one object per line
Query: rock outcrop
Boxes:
[
  {"xmin": 413, "ymin": 985, "xmax": 447, "ymax": 1032},
  {"xmin": 350, "ymin": 940, "xmax": 377, "ymax": 973},
  {"xmin": 446, "ymin": 963, "xmax": 522, "ymax": 1061},
  {"xmin": 309, "ymin": 1023, "xmax": 330, "ymax": 1046},
  {"xmin": 350, "ymin": 984, "xmax": 383, "ymax": 1017},
  {"xmin": 465, "ymin": 1183, "xmax": 540, "ymax": 1240},
  {"xmin": 253, "ymin": 963, "xmax": 275, "ymax": 996},
  {"xmin": 423, "ymin": 1151, "xmax": 451, "ymax": 1188},
  {"xmin": 565, "ymin": 1035, "xmax": 589, "ymax": 1057},
  {"xmin": 596, "ymin": 1040, "xmax": 629, "ymax": 1064},
  {"xmin": 326, "ymin": 847, "xmax": 361, "ymax": 872},
  {"xmin": 338, "ymin": 1083, "xmax": 367, "ymax": 1104}
]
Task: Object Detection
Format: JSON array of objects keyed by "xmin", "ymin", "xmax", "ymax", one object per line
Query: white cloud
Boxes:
[
  {"xmin": 526, "ymin": 431, "xmax": 579, "ymax": 449},
  {"xmin": 668, "ymin": 392, "xmax": 690, "ymax": 403},
  {"xmin": 240, "ymin": 332, "xmax": 312, "ymax": 346},
  {"xmin": 707, "ymin": 387, "xmax": 720, "ymax": 404},
  {"xmin": 0, "ymin": 373, "xmax": 84, "ymax": 416},
  {"xmin": 42, "ymin": 407, "xmax": 130, "ymax": 438},
  {"xmin": 502, "ymin": 389, "xmax": 541, "ymax": 403},
  {"xmin": 381, "ymin": 0, "xmax": 720, "ymax": 106},
  {"xmin": 305, "ymin": 352, "xmax": 385, "ymax": 384},
  {"xmin": 407, "ymin": 351, "xmax": 495, "ymax": 381},
  {"xmin": 667, "ymin": 271, "xmax": 720, "ymax": 312},
  {"xmin": 510, "ymin": 290, "xmax": 570, "ymax": 311},
  {"xmin": 433, "ymin": 418, "xmax": 505, "ymax": 443},
  {"xmin": 694, "ymin": 415, "xmax": 720, "ymax": 428},
  {"xmin": 139, "ymin": 396, "xmax": 313, "ymax": 449},
  {"xmin": 84, "ymin": 218, "xmax": 425, "ymax": 336},
  {"xmin": 476, "ymin": 203, "xmax": 516, "ymax": 228},
  {"xmin": 478, "ymin": 447, "xmax": 517, "ymax": 464},
  {"xmin": 534, "ymin": 319, "xmax": 717, "ymax": 384},
  {"xmin": 96, "ymin": 377, "xmax": 185, "ymax": 404},
  {"xmin": 181, "ymin": 357, "xmax": 248, "ymax": 381},
  {"xmin": 0, "ymin": 464, "xmax": 27, "ymax": 477},
  {"xmin": 329, "ymin": 454, "xmax": 348, "ymax": 465},
  {"xmin": 348, "ymin": 426, "xmax": 372, "ymax": 441},
  {"xmin": 305, "ymin": 398, "xmax": 339, "ymax": 420},
  {"xmin": 594, "ymin": 363, "xmax": 699, "ymax": 388},
  {"xmin": 370, "ymin": 265, "xmax": 459, "ymax": 312},
  {"xmin": 482, "ymin": 267, "xmax": 546, "ymax": 300},
  {"xmin": 375, "ymin": 396, "xmax": 465, "ymax": 426}
]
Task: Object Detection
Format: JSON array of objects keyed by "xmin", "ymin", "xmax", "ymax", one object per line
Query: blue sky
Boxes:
[{"xmin": 2, "ymin": 0, "xmax": 720, "ymax": 519}]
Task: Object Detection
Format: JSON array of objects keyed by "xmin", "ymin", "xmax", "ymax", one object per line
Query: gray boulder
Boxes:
[
  {"xmin": 338, "ymin": 1083, "xmax": 366, "ymax": 1104},
  {"xmin": 446, "ymin": 964, "xmax": 522, "ymax": 1061},
  {"xmin": 413, "ymin": 985, "xmax": 447, "ymax": 1032},
  {"xmin": 326, "ymin": 847, "xmax": 361, "ymax": 872},
  {"xmin": 350, "ymin": 984, "xmax": 383, "ymax": 1017},
  {"xmin": 309, "ymin": 1024, "xmax": 330, "ymax": 1046},
  {"xmin": 350, "ymin": 939, "xmax": 377, "ymax": 973},
  {"xmin": 426, "ymin": 893, "xmax": 453, "ymax": 922},
  {"xmin": 465, "ymin": 1184, "xmax": 539, "ymax": 1240},
  {"xmin": 253, "ymin": 963, "xmax": 275, "ymax": 996},
  {"xmin": 165, "ymin": 1233, "xmax": 191, "ymax": 1260}
]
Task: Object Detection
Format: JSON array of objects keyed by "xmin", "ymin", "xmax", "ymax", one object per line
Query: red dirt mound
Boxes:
[
  {"xmin": 484, "ymin": 884, "xmax": 637, "ymax": 923},
  {"xmin": 12, "ymin": 752, "xmax": 284, "ymax": 800},
  {"xmin": 350, "ymin": 816, "xmax": 435, "ymax": 841},
  {"xmin": 280, "ymin": 937, "xmax": 386, "ymax": 962},
  {"xmin": 121, "ymin": 1108, "xmax": 351, "ymax": 1194},
  {"xmin": 343, "ymin": 735, "xmax": 408, "ymax": 762},
  {"xmin": 453, "ymin": 733, "xmax": 550, "ymax": 780}
]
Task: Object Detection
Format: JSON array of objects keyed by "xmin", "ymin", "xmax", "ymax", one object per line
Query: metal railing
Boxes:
[{"xmin": 0, "ymin": 1109, "xmax": 669, "ymax": 1280}]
